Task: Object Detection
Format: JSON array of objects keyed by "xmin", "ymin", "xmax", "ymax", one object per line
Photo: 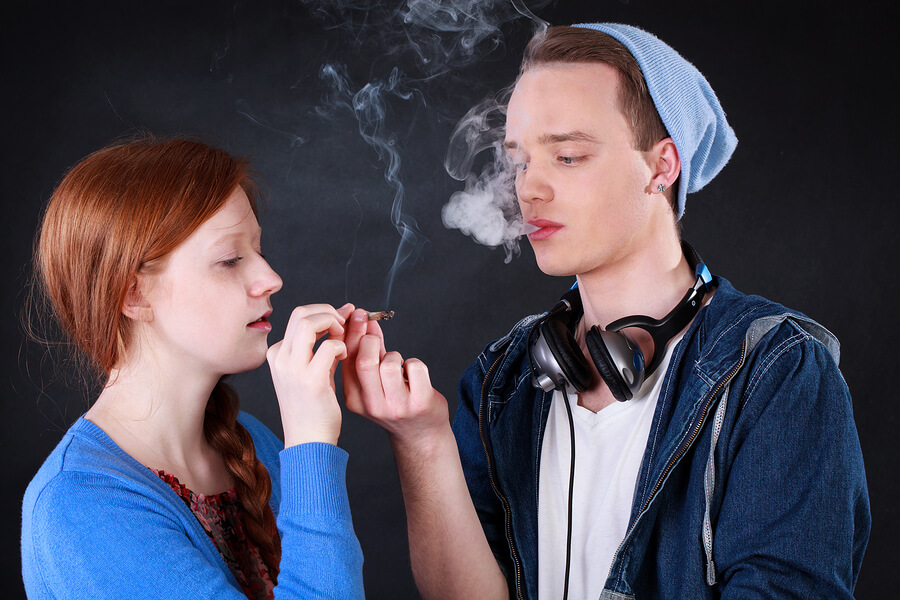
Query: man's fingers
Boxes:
[
  {"xmin": 379, "ymin": 351, "xmax": 406, "ymax": 385},
  {"xmin": 404, "ymin": 358, "xmax": 433, "ymax": 401},
  {"xmin": 345, "ymin": 334, "xmax": 388, "ymax": 413}
]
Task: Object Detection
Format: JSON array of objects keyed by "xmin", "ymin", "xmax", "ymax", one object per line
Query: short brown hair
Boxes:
[{"xmin": 520, "ymin": 26, "xmax": 669, "ymax": 152}]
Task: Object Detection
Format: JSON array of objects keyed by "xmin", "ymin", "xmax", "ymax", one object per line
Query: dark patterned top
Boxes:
[{"xmin": 153, "ymin": 470, "xmax": 275, "ymax": 600}]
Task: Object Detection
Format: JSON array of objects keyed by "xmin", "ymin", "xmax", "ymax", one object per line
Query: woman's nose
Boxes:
[{"xmin": 250, "ymin": 258, "xmax": 283, "ymax": 297}]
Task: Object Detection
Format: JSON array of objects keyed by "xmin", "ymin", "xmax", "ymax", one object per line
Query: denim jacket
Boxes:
[{"xmin": 452, "ymin": 276, "xmax": 870, "ymax": 599}]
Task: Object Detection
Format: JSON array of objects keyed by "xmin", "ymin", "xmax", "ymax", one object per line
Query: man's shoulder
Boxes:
[
  {"xmin": 695, "ymin": 276, "xmax": 841, "ymax": 374},
  {"xmin": 461, "ymin": 311, "xmax": 544, "ymax": 373},
  {"xmin": 457, "ymin": 310, "xmax": 546, "ymax": 405}
]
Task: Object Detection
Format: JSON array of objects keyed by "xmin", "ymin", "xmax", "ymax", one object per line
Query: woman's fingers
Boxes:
[
  {"xmin": 267, "ymin": 304, "xmax": 353, "ymax": 447},
  {"xmin": 283, "ymin": 309, "xmax": 346, "ymax": 357},
  {"xmin": 309, "ymin": 338, "xmax": 348, "ymax": 378}
]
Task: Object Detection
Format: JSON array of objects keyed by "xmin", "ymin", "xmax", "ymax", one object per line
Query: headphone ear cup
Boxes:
[
  {"xmin": 585, "ymin": 327, "xmax": 642, "ymax": 402},
  {"xmin": 541, "ymin": 318, "xmax": 593, "ymax": 393}
]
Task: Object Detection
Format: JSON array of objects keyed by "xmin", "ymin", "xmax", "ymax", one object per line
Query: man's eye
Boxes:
[{"xmin": 559, "ymin": 155, "xmax": 582, "ymax": 165}]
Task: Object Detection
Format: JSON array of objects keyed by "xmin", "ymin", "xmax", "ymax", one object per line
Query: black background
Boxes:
[{"xmin": 3, "ymin": 1, "xmax": 896, "ymax": 598}]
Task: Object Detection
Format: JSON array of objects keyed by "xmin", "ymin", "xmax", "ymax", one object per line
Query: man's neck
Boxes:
[
  {"xmin": 570, "ymin": 234, "xmax": 694, "ymax": 413},
  {"xmin": 575, "ymin": 235, "xmax": 693, "ymax": 331}
]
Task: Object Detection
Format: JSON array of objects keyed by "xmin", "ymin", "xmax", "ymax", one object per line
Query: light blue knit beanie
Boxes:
[{"xmin": 573, "ymin": 23, "xmax": 737, "ymax": 219}]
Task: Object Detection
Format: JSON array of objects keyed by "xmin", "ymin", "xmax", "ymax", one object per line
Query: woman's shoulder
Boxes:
[
  {"xmin": 26, "ymin": 419, "xmax": 133, "ymax": 496},
  {"xmin": 22, "ymin": 417, "xmax": 189, "ymax": 569},
  {"xmin": 24, "ymin": 418, "xmax": 171, "ymax": 513}
]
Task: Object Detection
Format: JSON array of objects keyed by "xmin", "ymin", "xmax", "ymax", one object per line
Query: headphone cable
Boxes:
[{"xmin": 561, "ymin": 386, "xmax": 576, "ymax": 600}]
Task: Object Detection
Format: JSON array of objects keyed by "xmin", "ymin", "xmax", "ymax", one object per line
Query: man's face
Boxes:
[{"xmin": 505, "ymin": 62, "xmax": 660, "ymax": 278}]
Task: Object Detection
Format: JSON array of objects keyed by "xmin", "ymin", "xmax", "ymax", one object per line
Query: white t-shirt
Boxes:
[{"xmin": 537, "ymin": 332, "xmax": 684, "ymax": 599}]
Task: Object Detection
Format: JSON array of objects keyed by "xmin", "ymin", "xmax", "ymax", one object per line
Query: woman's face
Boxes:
[{"xmin": 138, "ymin": 187, "xmax": 283, "ymax": 378}]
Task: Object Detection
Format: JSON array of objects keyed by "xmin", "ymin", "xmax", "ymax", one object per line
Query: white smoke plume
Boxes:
[
  {"xmin": 441, "ymin": 93, "xmax": 524, "ymax": 262},
  {"xmin": 317, "ymin": 63, "xmax": 425, "ymax": 304},
  {"xmin": 241, "ymin": 1, "xmax": 549, "ymax": 301}
]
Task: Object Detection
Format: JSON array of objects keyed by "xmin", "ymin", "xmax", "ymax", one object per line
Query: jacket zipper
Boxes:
[
  {"xmin": 607, "ymin": 339, "xmax": 748, "ymax": 584},
  {"xmin": 478, "ymin": 352, "xmax": 526, "ymax": 600}
]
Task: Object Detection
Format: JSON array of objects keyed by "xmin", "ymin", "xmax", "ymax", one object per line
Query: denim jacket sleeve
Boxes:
[
  {"xmin": 711, "ymin": 322, "xmax": 870, "ymax": 598},
  {"xmin": 452, "ymin": 350, "xmax": 516, "ymax": 581}
]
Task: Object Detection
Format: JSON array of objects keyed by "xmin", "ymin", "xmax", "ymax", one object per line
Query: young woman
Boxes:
[{"xmin": 21, "ymin": 136, "xmax": 365, "ymax": 599}]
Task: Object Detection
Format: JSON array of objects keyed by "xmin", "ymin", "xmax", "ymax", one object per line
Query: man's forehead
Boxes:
[{"xmin": 504, "ymin": 65, "xmax": 627, "ymax": 143}]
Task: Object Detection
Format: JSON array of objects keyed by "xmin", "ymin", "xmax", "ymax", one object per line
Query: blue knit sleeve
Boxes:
[
  {"xmin": 239, "ymin": 411, "xmax": 365, "ymax": 598},
  {"xmin": 22, "ymin": 417, "xmax": 364, "ymax": 599},
  {"xmin": 274, "ymin": 443, "xmax": 365, "ymax": 599}
]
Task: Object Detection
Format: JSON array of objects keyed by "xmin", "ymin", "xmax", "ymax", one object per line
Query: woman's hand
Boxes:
[
  {"xmin": 342, "ymin": 308, "xmax": 449, "ymax": 446},
  {"xmin": 267, "ymin": 303, "xmax": 354, "ymax": 447}
]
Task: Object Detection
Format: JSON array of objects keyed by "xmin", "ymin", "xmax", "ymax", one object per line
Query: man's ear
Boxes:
[
  {"xmin": 122, "ymin": 275, "xmax": 153, "ymax": 322},
  {"xmin": 647, "ymin": 137, "xmax": 681, "ymax": 195}
]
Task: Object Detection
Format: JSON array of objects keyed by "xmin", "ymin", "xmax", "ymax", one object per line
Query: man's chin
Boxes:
[{"xmin": 536, "ymin": 262, "xmax": 578, "ymax": 278}]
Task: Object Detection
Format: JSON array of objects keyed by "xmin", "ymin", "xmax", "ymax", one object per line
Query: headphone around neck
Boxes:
[{"xmin": 528, "ymin": 241, "xmax": 712, "ymax": 401}]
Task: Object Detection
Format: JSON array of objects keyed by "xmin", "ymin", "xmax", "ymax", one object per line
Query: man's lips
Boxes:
[{"xmin": 526, "ymin": 219, "xmax": 563, "ymax": 240}]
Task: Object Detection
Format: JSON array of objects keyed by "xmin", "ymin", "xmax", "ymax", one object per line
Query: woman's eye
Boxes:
[{"xmin": 221, "ymin": 257, "xmax": 243, "ymax": 268}]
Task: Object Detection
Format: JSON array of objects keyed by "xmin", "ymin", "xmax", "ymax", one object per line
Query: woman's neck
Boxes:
[{"xmin": 85, "ymin": 357, "xmax": 231, "ymax": 493}]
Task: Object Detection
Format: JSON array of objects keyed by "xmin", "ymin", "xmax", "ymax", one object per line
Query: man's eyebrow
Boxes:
[
  {"xmin": 503, "ymin": 131, "xmax": 600, "ymax": 150},
  {"xmin": 538, "ymin": 131, "xmax": 600, "ymax": 145}
]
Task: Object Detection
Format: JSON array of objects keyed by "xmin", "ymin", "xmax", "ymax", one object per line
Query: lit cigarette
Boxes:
[{"xmin": 366, "ymin": 310, "xmax": 395, "ymax": 321}]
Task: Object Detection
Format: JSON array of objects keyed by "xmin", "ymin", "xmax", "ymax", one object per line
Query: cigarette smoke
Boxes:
[
  {"xmin": 441, "ymin": 91, "xmax": 523, "ymax": 262},
  {"xmin": 316, "ymin": 63, "xmax": 425, "ymax": 304},
  {"xmin": 238, "ymin": 1, "xmax": 548, "ymax": 301}
]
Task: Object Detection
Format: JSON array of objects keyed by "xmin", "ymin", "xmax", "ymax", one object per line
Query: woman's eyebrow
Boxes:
[{"xmin": 207, "ymin": 228, "xmax": 262, "ymax": 249}]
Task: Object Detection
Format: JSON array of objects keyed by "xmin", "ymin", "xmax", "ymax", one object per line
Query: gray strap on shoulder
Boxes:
[
  {"xmin": 703, "ymin": 385, "xmax": 728, "ymax": 586},
  {"xmin": 746, "ymin": 314, "xmax": 840, "ymax": 364}
]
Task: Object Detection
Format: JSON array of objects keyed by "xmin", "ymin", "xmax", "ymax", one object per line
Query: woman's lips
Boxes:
[
  {"xmin": 247, "ymin": 318, "xmax": 272, "ymax": 332},
  {"xmin": 526, "ymin": 219, "xmax": 563, "ymax": 241},
  {"xmin": 248, "ymin": 312, "xmax": 273, "ymax": 332}
]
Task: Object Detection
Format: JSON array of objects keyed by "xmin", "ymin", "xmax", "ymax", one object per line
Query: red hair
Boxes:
[{"xmin": 35, "ymin": 135, "xmax": 281, "ymax": 581}]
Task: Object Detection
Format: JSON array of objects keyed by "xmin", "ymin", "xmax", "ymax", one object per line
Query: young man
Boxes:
[{"xmin": 342, "ymin": 23, "xmax": 870, "ymax": 599}]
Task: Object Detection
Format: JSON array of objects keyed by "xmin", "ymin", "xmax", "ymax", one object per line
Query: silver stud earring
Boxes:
[{"xmin": 657, "ymin": 184, "xmax": 666, "ymax": 193}]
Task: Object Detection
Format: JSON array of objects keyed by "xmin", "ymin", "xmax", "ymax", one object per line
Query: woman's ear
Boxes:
[
  {"xmin": 122, "ymin": 276, "xmax": 153, "ymax": 322},
  {"xmin": 647, "ymin": 137, "xmax": 681, "ymax": 195}
]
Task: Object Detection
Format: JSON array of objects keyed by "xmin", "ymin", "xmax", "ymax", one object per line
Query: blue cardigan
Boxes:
[{"xmin": 21, "ymin": 412, "xmax": 364, "ymax": 599}]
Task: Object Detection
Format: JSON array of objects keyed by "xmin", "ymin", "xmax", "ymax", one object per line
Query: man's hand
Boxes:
[{"xmin": 342, "ymin": 308, "xmax": 450, "ymax": 444}]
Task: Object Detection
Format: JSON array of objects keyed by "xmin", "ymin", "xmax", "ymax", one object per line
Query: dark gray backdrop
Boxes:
[{"xmin": 3, "ymin": 1, "xmax": 895, "ymax": 598}]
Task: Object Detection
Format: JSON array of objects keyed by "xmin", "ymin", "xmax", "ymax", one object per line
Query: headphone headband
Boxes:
[{"xmin": 528, "ymin": 241, "xmax": 711, "ymax": 398}]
